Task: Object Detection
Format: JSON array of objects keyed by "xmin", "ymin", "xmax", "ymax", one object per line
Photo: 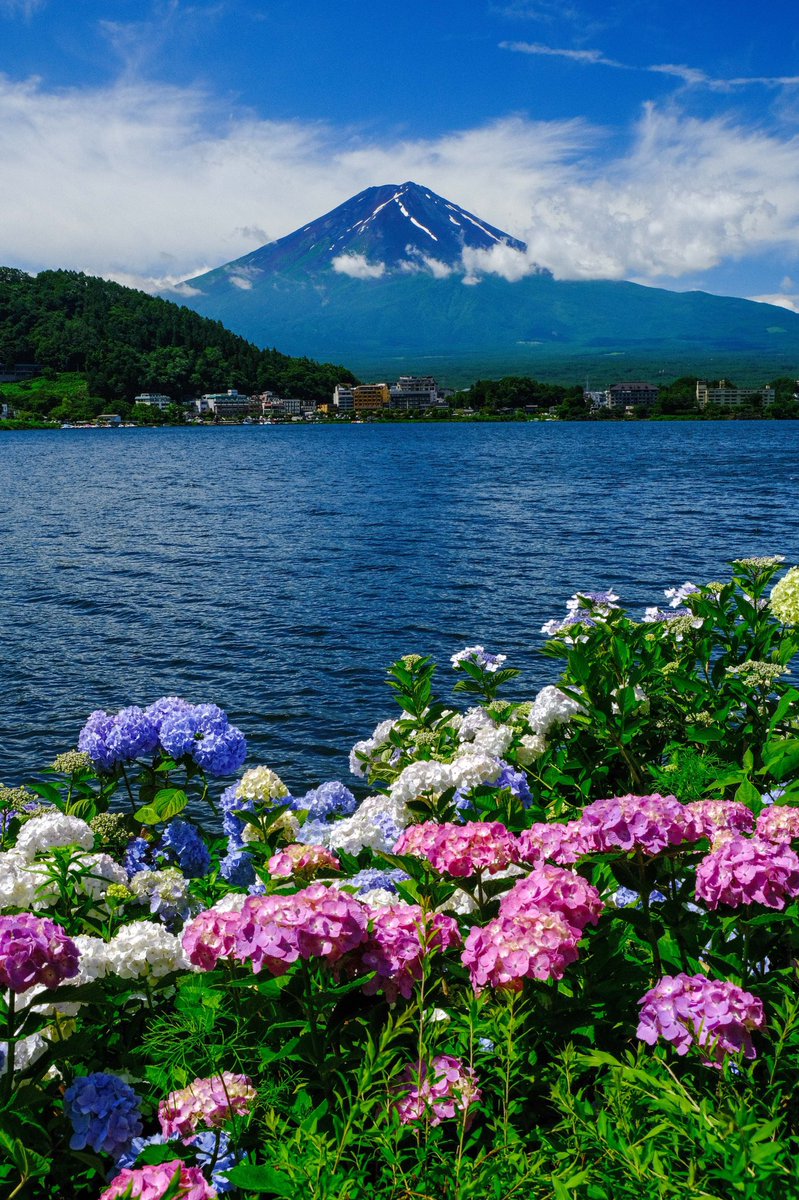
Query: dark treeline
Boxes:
[{"xmin": 0, "ymin": 267, "xmax": 358, "ymax": 413}]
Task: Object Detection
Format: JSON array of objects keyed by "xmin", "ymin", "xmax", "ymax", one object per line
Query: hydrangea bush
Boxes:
[{"xmin": 2, "ymin": 558, "xmax": 799, "ymax": 1198}]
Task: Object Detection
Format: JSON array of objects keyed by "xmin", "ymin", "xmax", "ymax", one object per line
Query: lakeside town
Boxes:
[{"xmin": 1, "ymin": 363, "xmax": 797, "ymax": 428}]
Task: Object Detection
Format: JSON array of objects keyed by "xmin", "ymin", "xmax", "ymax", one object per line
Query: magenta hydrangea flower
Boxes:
[
  {"xmin": 267, "ymin": 843, "xmax": 341, "ymax": 879},
  {"xmin": 234, "ymin": 885, "xmax": 368, "ymax": 976},
  {"xmin": 686, "ymin": 800, "xmax": 755, "ymax": 841},
  {"xmin": 395, "ymin": 821, "xmax": 519, "ymax": 877},
  {"xmin": 462, "ymin": 907, "xmax": 580, "ymax": 993},
  {"xmin": 182, "ymin": 906, "xmax": 244, "ymax": 971},
  {"xmin": 516, "ymin": 820, "xmax": 592, "ymax": 866},
  {"xmin": 0, "ymin": 913, "xmax": 80, "ymax": 993},
  {"xmin": 499, "ymin": 864, "xmax": 603, "ymax": 936},
  {"xmin": 637, "ymin": 973, "xmax": 765, "ymax": 1067},
  {"xmin": 357, "ymin": 903, "xmax": 461, "ymax": 1003},
  {"xmin": 695, "ymin": 835, "xmax": 799, "ymax": 909},
  {"xmin": 100, "ymin": 1161, "xmax": 215, "ymax": 1200},
  {"xmin": 579, "ymin": 793, "xmax": 699, "ymax": 856},
  {"xmin": 394, "ymin": 1055, "xmax": 481, "ymax": 1126},
  {"xmin": 756, "ymin": 805, "xmax": 799, "ymax": 844},
  {"xmin": 158, "ymin": 1072, "xmax": 257, "ymax": 1141}
]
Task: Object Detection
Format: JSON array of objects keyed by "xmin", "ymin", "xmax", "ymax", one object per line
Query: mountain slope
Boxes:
[{"xmin": 175, "ymin": 183, "xmax": 799, "ymax": 383}]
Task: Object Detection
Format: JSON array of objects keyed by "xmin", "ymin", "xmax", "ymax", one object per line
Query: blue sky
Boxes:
[{"xmin": 2, "ymin": 0, "xmax": 799, "ymax": 308}]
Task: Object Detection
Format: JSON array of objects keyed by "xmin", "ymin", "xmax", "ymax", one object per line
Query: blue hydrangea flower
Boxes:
[
  {"xmin": 247, "ymin": 879, "xmax": 267, "ymax": 897},
  {"xmin": 220, "ymin": 848, "xmax": 256, "ymax": 887},
  {"xmin": 159, "ymin": 705, "xmax": 247, "ymax": 776},
  {"xmin": 349, "ymin": 867, "xmax": 410, "ymax": 895},
  {"xmin": 144, "ymin": 696, "xmax": 193, "ymax": 734},
  {"xmin": 124, "ymin": 837, "xmax": 154, "ymax": 877},
  {"xmin": 494, "ymin": 762, "xmax": 533, "ymax": 807},
  {"xmin": 294, "ymin": 781, "xmax": 357, "ymax": 820},
  {"xmin": 192, "ymin": 726, "xmax": 247, "ymax": 777},
  {"xmin": 373, "ymin": 811, "xmax": 403, "ymax": 848},
  {"xmin": 64, "ymin": 1073, "xmax": 143, "ymax": 1156},
  {"xmin": 116, "ymin": 1131, "xmax": 241, "ymax": 1194},
  {"xmin": 295, "ymin": 818, "xmax": 332, "ymax": 845},
  {"xmin": 78, "ymin": 711, "xmax": 119, "ymax": 772},
  {"xmin": 78, "ymin": 708, "xmax": 158, "ymax": 771},
  {"xmin": 159, "ymin": 820, "xmax": 211, "ymax": 878}
]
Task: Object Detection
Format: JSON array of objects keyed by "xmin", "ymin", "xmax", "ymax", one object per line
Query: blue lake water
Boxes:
[{"xmin": 1, "ymin": 420, "xmax": 797, "ymax": 789}]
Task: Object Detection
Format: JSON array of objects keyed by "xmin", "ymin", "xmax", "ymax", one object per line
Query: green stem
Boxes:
[{"xmin": 3, "ymin": 990, "xmax": 16, "ymax": 1103}]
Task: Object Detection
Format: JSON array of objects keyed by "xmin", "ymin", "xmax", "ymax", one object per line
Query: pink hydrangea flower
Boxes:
[
  {"xmin": 394, "ymin": 1055, "xmax": 481, "ymax": 1126},
  {"xmin": 357, "ymin": 903, "xmax": 461, "ymax": 1003},
  {"xmin": 462, "ymin": 907, "xmax": 580, "ymax": 993},
  {"xmin": 395, "ymin": 821, "xmax": 519, "ymax": 877},
  {"xmin": 516, "ymin": 820, "xmax": 592, "ymax": 866},
  {"xmin": 756, "ymin": 805, "xmax": 799, "ymax": 844},
  {"xmin": 267, "ymin": 843, "xmax": 341, "ymax": 879},
  {"xmin": 0, "ymin": 913, "xmax": 80, "ymax": 993},
  {"xmin": 159, "ymin": 1071, "xmax": 257, "ymax": 1140},
  {"xmin": 100, "ymin": 1161, "xmax": 215, "ymax": 1200},
  {"xmin": 637, "ymin": 973, "xmax": 764, "ymax": 1067},
  {"xmin": 499, "ymin": 864, "xmax": 603, "ymax": 936},
  {"xmin": 695, "ymin": 835, "xmax": 799, "ymax": 909},
  {"xmin": 234, "ymin": 885, "xmax": 368, "ymax": 975},
  {"xmin": 579, "ymin": 793, "xmax": 699, "ymax": 856},
  {"xmin": 182, "ymin": 908, "xmax": 243, "ymax": 971},
  {"xmin": 686, "ymin": 800, "xmax": 755, "ymax": 840}
]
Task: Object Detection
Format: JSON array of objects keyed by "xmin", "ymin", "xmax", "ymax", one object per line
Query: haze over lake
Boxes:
[{"xmin": 2, "ymin": 421, "xmax": 797, "ymax": 789}]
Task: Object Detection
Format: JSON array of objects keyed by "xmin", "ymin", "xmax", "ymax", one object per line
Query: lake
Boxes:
[{"xmin": 1, "ymin": 420, "xmax": 797, "ymax": 790}]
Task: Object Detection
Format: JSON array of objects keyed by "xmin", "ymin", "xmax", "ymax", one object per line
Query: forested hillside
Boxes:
[{"xmin": 0, "ymin": 268, "xmax": 357, "ymax": 417}]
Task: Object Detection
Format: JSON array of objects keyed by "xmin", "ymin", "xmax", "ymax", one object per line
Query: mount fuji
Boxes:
[{"xmin": 174, "ymin": 182, "xmax": 799, "ymax": 384}]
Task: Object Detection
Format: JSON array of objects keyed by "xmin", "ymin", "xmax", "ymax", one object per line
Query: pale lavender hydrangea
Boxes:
[
  {"xmin": 450, "ymin": 645, "xmax": 507, "ymax": 672},
  {"xmin": 78, "ymin": 707, "xmax": 158, "ymax": 771},
  {"xmin": 637, "ymin": 973, "xmax": 764, "ymax": 1066},
  {"xmin": 294, "ymin": 781, "xmax": 357, "ymax": 820}
]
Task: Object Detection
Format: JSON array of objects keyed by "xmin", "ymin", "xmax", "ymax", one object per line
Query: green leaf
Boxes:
[
  {"xmin": 226, "ymin": 1163, "xmax": 296, "ymax": 1195},
  {"xmin": 135, "ymin": 788, "xmax": 189, "ymax": 824}
]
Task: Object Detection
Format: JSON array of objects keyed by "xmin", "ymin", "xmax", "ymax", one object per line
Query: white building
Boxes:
[
  {"xmin": 333, "ymin": 385, "xmax": 354, "ymax": 412},
  {"xmin": 195, "ymin": 389, "xmax": 252, "ymax": 417},
  {"xmin": 133, "ymin": 392, "xmax": 172, "ymax": 411},
  {"xmin": 696, "ymin": 380, "xmax": 775, "ymax": 409}
]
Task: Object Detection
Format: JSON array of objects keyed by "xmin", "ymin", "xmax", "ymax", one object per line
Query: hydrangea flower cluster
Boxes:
[
  {"xmin": 319, "ymin": 793, "xmax": 409, "ymax": 855},
  {"xmin": 158, "ymin": 1072, "xmax": 257, "ymax": 1140},
  {"xmin": 637, "ymin": 973, "xmax": 765, "ymax": 1066},
  {"xmin": 182, "ymin": 897, "xmax": 247, "ymax": 970},
  {"xmin": 528, "ymin": 686, "xmax": 585, "ymax": 737},
  {"xmin": 357, "ymin": 903, "xmax": 461, "ymax": 1003},
  {"xmin": 462, "ymin": 906, "xmax": 581, "ymax": 992},
  {"xmin": 685, "ymin": 800, "xmax": 755, "ymax": 841},
  {"xmin": 232, "ymin": 885, "xmax": 368, "ymax": 976},
  {"xmin": 517, "ymin": 820, "xmax": 592, "ymax": 866},
  {"xmin": 349, "ymin": 718, "xmax": 397, "ymax": 778},
  {"xmin": 347, "ymin": 867, "xmax": 410, "ymax": 899},
  {"xmin": 129, "ymin": 868, "xmax": 196, "ymax": 924},
  {"xmin": 770, "ymin": 565, "xmax": 799, "ymax": 625},
  {"xmin": 389, "ymin": 752, "xmax": 502, "ymax": 806},
  {"xmin": 15, "ymin": 812, "xmax": 95, "ymax": 859},
  {"xmin": 267, "ymin": 843, "xmax": 341, "ymax": 879},
  {"xmin": 394, "ymin": 1056, "xmax": 481, "ymax": 1126},
  {"xmin": 395, "ymin": 820, "xmax": 519, "ymax": 877},
  {"xmin": 116, "ymin": 1131, "xmax": 240, "ymax": 1196},
  {"xmin": 293, "ymin": 780, "xmax": 357, "ymax": 820},
  {"xmin": 579, "ymin": 793, "xmax": 700, "ymax": 856},
  {"xmin": 63, "ymin": 1072, "xmax": 143, "ymax": 1156},
  {"xmin": 499, "ymin": 865, "xmax": 604, "ymax": 937},
  {"xmin": 158, "ymin": 820, "xmax": 211, "ymax": 878},
  {"xmin": 695, "ymin": 835, "xmax": 799, "ymax": 909},
  {"xmin": 450, "ymin": 645, "xmax": 507, "ymax": 672},
  {"xmin": 103, "ymin": 921, "xmax": 191, "ymax": 979},
  {"xmin": 100, "ymin": 1161, "xmax": 215, "ymax": 1200},
  {"xmin": 0, "ymin": 913, "xmax": 80, "ymax": 992},
  {"xmin": 757, "ymin": 805, "xmax": 799, "ymax": 843},
  {"xmin": 78, "ymin": 706, "xmax": 159, "ymax": 772}
]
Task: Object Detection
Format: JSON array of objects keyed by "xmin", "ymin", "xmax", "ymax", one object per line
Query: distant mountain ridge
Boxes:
[{"xmin": 175, "ymin": 183, "xmax": 799, "ymax": 384}]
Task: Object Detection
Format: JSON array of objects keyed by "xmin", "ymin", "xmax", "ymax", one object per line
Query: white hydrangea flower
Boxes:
[
  {"xmin": 15, "ymin": 813, "xmax": 95, "ymax": 860},
  {"xmin": 438, "ymin": 888, "xmax": 478, "ymax": 916},
  {"xmin": 663, "ymin": 581, "xmax": 700, "ymax": 607},
  {"xmin": 528, "ymin": 686, "xmax": 584, "ymax": 737},
  {"xmin": 349, "ymin": 718, "xmax": 397, "ymax": 778},
  {"xmin": 209, "ymin": 892, "xmax": 247, "ymax": 914},
  {"xmin": 515, "ymin": 733, "xmax": 547, "ymax": 765},
  {"xmin": 457, "ymin": 707, "xmax": 496, "ymax": 741},
  {"xmin": 106, "ymin": 922, "xmax": 192, "ymax": 978},
  {"xmin": 241, "ymin": 811, "xmax": 299, "ymax": 844},
  {"xmin": 2, "ymin": 1031, "xmax": 47, "ymax": 1073},
  {"xmin": 0, "ymin": 849, "xmax": 41, "ymax": 910},
  {"xmin": 237, "ymin": 766, "xmax": 289, "ymax": 803},
  {"xmin": 70, "ymin": 935, "xmax": 112, "ymax": 984},
  {"xmin": 389, "ymin": 759, "xmax": 455, "ymax": 804},
  {"xmin": 357, "ymin": 887, "xmax": 402, "ymax": 908},
  {"xmin": 31, "ymin": 852, "xmax": 127, "ymax": 906},
  {"xmin": 327, "ymin": 793, "xmax": 409, "ymax": 854},
  {"xmin": 449, "ymin": 751, "xmax": 503, "ymax": 793},
  {"xmin": 471, "ymin": 723, "xmax": 514, "ymax": 758}
]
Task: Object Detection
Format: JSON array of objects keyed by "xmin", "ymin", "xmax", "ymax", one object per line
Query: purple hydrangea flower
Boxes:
[
  {"xmin": 144, "ymin": 696, "xmax": 193, "ymax": 733},
  {"xmin": 77, "ymin": 708, "xmax": 158, "ymax": 771},
  {"xmin": 78, "ymin": 711, "xmax": 119, "ymax": 772},
  {"xmin": 64, "ymin": 1073, "xmax": 143, "ymax": 1156},
  {"xmin": 295, "ymin": 781, "xmax": 357, "ymax": 820},
  {"xmin": 159, "ymin": 704, "xmax": 247, "ymax": 777},
  {"xmin": 124, "ymin": 837, "xmax": 154, "ymax": 877},
  {"xmin": 159, "ymin": 820, "xmax": 211, "ymax": 878},
  {"xmin": 349, "ymin": 867, "xmax": 410, "ymax": 895},
  {"xmin": 0, "ymin": 913, "xmax": 80, "ymax": 993}
]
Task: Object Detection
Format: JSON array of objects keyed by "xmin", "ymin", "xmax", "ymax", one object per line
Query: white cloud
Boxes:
[
  {"xmin": 0, "ymin": 0, "xmax": 45, "ymax": 16},
  {"xmin": 749, "ymin": 293, "xmax": 799, "ymax": 314},
  {"xmin": 1, "ymin": 73, "xmax": 799, "ymax": 296},
  {"xmin": 331, "ymin": 254, "xmax": 386, "ymax": 279}
]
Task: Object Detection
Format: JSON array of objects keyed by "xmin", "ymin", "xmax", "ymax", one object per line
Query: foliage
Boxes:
[{"xmin": 2, "ymin": 558, "xmax": 799, "ymax": 1198}]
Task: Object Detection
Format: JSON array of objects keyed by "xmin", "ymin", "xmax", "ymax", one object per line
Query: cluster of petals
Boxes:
[
  {"xmin": 695, "ymin": 835, "xmax": 799, "ymax": 910},
  {"xmin": 233, "ymin": 885, "xmax": 368, "ymax": 976},
  {"xmin": 517, "ymin": 820, "xmax": 592, "ymax": 865},
  {"xmin": 267, "ymin": 842, "xmax": 341, "ymax": 879},
  {"xmin": 528, "ymin": 686, "xmax": 585, "ymax": 736},
  {"xmin": 499, "ymin": 865, "xmax": 603, "ymax": 937},
  {"xmin": 0, "ymin": 913, "xmax": 80, "ymax": 993},
  {"xmin": 685, "ymin": 800, "xmax": 755, "ymax": 841},
  {"xmin": 395, "ymin": 1055, "xmax": 481, "ymax": 1126},
  {"xmin": 357, "ymin": 903, "xmax": 461, "ymax": 1003},
  {"xmin": 637, "ymin": 973, "xmax": 764, "ymax": 1066},
  {"xmin": 462, "ymin": 906, "xmax": 580, "ymax": 993},
  {"xmin": 579, "ymin": 793, "xmax": 700, "ymax": 856},
  {"xmin": 100, "ymin": 1161, "xmax": 215, "ymax": 1200},
  {"xmin": 159, "ymin": 1071, "xmax": 257, "ymax": 1140},
  {"xmin": 14, "ymin": 812, "xmax": 95, "ymax": 859},
  {"xmin": 756, "ymin": 805, "xmax": 799, "ymax": 844},
  {"xmin": 182, "ymin": 901, "xmax": 246, "ymax": 971},
  {"xmin": 394, "ymin": 820, "xmax": 519, "ymax": 877}
]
